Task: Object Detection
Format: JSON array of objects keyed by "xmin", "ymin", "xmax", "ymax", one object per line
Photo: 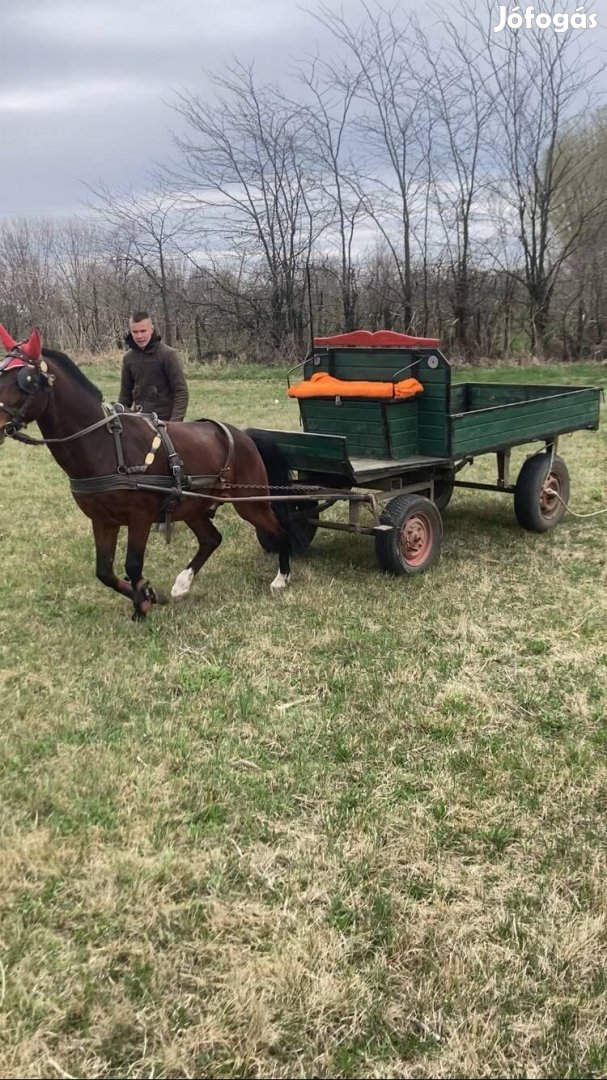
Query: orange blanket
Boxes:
[{"xmin": 288, "ymin": 372, "xmax": 424, "ymax": 400}]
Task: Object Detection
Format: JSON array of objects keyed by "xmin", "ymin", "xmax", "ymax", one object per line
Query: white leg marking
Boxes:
[
  {"xmin": 171, "ymin": 567, "xmax": 194, "ymax": 599},
  {"xmin": 270, "ymin": 570, "xmax": 291, "ymax": 591}
]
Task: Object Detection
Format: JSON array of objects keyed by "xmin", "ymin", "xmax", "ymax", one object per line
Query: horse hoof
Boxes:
[
  {"xmin": 132, "ymin": 609, "xmax": 147, "ymax": 622},
  {"xmin": 270, "ymin": 572, "xmax": 291, "ymax": 591},
  {"xmin": 171, "ymin": 567, "xmax": 194, "ymax": 599},
  {"xmin": 152, "ymin": 588, "xmax": 169, "ymax": 606}
]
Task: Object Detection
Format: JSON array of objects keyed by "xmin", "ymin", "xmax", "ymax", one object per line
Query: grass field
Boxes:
[{"xmin": 1, "ymin": 362, "xmax": 606, "ymax": 1078}]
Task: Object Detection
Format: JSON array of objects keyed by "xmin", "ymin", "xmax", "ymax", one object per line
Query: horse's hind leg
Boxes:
[
  {"xmin": 236, "ymin": 503, "xmax": 291, "ymax": 590},
  {"xmin": 93, "ymin": 519, "xmax": 133, "ymax": 601},
  {"xmin": 171, "ymin": 511, "xmax": 222, "ymax": 600}
]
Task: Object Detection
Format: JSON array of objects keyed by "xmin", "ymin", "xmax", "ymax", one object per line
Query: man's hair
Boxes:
[{"xmin": 130, "ymin": 310, "xmax": 152, "ymax": 324}]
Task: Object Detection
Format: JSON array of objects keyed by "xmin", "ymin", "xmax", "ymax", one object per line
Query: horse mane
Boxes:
[{"xmin": 42, "ymin": 348, "xmax": 103, "ymax": 402}]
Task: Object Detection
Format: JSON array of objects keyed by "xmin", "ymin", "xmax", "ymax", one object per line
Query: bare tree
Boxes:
[
  {"xmin": 0, "ymin": 219, "xmax": 58, "ymax": 338},
  {"xmin": 88, "ymin": 185, "xmax": 195, "ymax": 345},
  {"xmin": 551, "ymin": 108, "xmax": 607, "ymax": 357},
  {"xmin": 418, "ymin": 21, "xmax": 494, "ymax": 354},
  {"xmin": 294, "ymin": 55, "xmax": 364, "ymax": 331},
  {"xmin": 466, "ymin": 0, "xmax": 605, "ymax": 357},
  {"xmin": 313, "ymin": 2, "xmax": 435, "ymax": 331},
  {"xmin": 168, "ymin": 62, "xmax": 322, "ymax": 351}
]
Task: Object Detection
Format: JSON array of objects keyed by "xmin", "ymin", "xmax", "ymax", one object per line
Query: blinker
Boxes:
[{"xmin": 17, "ymin": 365, "xmax": 38, "ymax": 393}]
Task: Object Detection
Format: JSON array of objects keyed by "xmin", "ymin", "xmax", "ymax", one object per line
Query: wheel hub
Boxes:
[
  {"xmin": 540, "ymin": 472, "xmax": 561, "ymax": 518},
  {"xmin": 400, "ymin": 513, "xmax": 432, "ymax": 566}
]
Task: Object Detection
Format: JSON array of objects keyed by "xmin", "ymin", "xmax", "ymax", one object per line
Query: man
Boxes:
[
  {"xmin": 119, "ymin": 311, "xmax": 188, "ymax": 421},
  {"xmin": 119, "ymin": 311, "xmax": 188, "ymax": 537}
]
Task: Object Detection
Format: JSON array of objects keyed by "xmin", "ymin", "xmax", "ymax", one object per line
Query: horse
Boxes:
[{"xmin": 0, "ymin": 325, "xmax": 292, "ymax": 619}]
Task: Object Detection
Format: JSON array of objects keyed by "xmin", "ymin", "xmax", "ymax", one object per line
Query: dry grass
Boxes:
[{"xmin": 0, "ymin": 363, "xmax": 606, "ymax": 1078}]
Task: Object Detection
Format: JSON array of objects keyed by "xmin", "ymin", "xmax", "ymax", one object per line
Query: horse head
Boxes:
[{"xmin": 0, "ymin": 324, "xmax": 55, "ymax": 438}]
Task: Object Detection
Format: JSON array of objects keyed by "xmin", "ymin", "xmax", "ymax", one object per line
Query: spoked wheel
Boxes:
[
  {"xmin": 514, "ymin": 454, "xmax": 570, "ymax": 532},
  {"xmin": 256, "ymin": 499, "xmax": 318, "ymax": 555},
  {"xmin": 375, "ymin": 493, "xmax": 443, "ymax": 576}
]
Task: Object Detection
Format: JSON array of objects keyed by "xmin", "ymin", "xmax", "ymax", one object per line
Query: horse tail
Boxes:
[{"xmin": 244, "ymin": 428, "xmax": 292, "ymax": 553}]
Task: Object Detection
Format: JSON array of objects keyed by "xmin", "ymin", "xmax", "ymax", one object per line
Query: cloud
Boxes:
[
  {"xmin": 3, "ymin": 0, "xmax": 606, "ymax": 219},
  {"xmin": 7, "ymin": 0, "xmax": 310, "ymax": 48},
  {"xmin": 0, "ymin": 78, "xmax": 149, "ymax": 114}
]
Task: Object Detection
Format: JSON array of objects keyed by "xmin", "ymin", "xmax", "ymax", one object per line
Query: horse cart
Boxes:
[
  {"xmin": 0, "ymin": 324, "xmax": 602, "ymax": 619},
  {"xmin": 247, "ymin": 331, "xmax": 602, "ymax": 575}
]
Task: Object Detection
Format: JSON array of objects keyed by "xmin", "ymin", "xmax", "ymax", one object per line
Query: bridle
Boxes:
[{"xmin": 0, "ymin": 347, "xmax": 55, "ymax": 437}]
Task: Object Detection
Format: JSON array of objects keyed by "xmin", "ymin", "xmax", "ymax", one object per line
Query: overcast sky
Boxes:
[
  {"xmin": 1, "ymin": 0, "xmax": 606, "ymax": 219},
  {"xmin": 0, "ymin": 0, "xmax": 375, "ymax": 217}
]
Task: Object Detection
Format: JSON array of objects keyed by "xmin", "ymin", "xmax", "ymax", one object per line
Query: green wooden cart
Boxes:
[{"xmin": 251, "ymin": 331, "xmax": 602, "ymax": 575}]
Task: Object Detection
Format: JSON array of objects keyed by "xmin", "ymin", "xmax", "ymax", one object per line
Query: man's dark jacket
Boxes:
[{"xmin": 119, "ymin": 332, "xmax": 188, "ymax": 421}]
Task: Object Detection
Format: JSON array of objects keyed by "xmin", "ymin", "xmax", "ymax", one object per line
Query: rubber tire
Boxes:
[
  {"xmin": 514, "ymin": 453, "xmax": 570, "ymax": 533},
  {"xmin": 375, "ymin": 493, "xmax": 443, "ymax": 576},
  {"xmin": 433, "ymin": 471, "xmax": 455, "ymax": 513},
  {"xmin": 256, "ymin": 499, "xmax": 318, "ymax": 555}
]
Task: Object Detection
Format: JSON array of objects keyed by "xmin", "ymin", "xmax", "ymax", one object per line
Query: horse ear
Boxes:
[
  {"xmin": 21, "ymin": 328, "xmax": 42, "ymax": 361},
  {"xmin": 0, "ymin": 323, "xmax": 17, "ymax": 351}
]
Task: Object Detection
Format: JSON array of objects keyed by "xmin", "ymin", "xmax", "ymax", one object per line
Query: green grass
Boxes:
[{"xmin": 0, "ymin": 362, "xmax": 606, "ymax": 1078}]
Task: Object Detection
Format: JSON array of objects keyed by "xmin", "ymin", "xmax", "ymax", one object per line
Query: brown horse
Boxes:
[{"xmin": 0, "ymin": 326, "xmax": 292, "ymax": 619}]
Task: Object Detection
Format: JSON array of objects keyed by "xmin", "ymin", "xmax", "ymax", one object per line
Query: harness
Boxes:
[
  {"xmin": 0, "ymin": 349, "xmax": 235, "ymax": 527},
  {"xmin": 68, "ymin": 409, "xmax": 236, "ymax": 529}
]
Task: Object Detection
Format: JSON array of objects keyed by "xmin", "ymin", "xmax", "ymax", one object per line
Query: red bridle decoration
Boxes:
[{"xmin": 0, "ymin": 324, "xmax": 42, "ymax": 362}]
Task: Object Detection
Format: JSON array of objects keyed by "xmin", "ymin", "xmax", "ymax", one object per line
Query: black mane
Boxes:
[{"xmin": 42, "ymin": 348, "xmax": 103, "ymax": 402}]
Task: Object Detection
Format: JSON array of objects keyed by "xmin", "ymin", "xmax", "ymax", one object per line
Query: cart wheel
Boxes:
[
  {"xmin": 256, "ymin": 500, "xmax": 318, "ymax": 555},
  {"xmin": 433, "ymin": 471, "xmax": 455, "ymax": 512},
  {"xmin": 514, "ymin": 453, "xmax": 570, "ymax": 532},
  {"xmin": 376, "ymin": 494, "xmax": 442, "ymax": 576}
]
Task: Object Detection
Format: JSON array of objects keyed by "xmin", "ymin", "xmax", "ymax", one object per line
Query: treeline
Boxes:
[{"xmin": 1, "ymin": 2, "xmax": 606, "ymax": 363}]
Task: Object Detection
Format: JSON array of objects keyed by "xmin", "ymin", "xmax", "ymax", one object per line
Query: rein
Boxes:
[{"xmin": 8, "ymin": 412, "xmax": 121, "ymax": 445}]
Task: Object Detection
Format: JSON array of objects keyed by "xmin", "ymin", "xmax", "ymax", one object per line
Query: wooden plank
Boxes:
[
  {"xmin": 387, "ymin": 415, "xmax": 417, "ymax": 430},
  {"xmin": 452, "ymin": 404, "xmax": 600, "ymax": 454},
  {"xmin": 453, "ymin": 423, "xmax": 599, "ymax": 458},
  {"xmin": 390, "ymin": 440, "xmax": 418, "ymax": 456},
  {"xmin": 418, "ymin": 362, "xmax": 449, "ymax": 460},
  {"xmin": 307, "ymin": 347, "xmax": 449, "ymax": 383},
  {"xmin": 452, "ymin": 411, "xmax": 596, "ymax": 450},
  {"xmin": 386, "ymin": 416, "xmax": 414, "ymax": 429},
  {"xmin": 252, "ymin": 429, "xmax": 349, "ymax": 460},
  {"xmin": 456, "ymin": 391, "xmax": 598, "ymax": 424},
  {"xmin": 302, "ymin": 404, "xmax": 391, "ymax": 420},
  {"xmin": 350, "ymin": 454, "xmax": 451, "ymax": 483},
  {"xmin": 452, "ymin": 398, "xmax": 598, "ymax": 441},
  {"xmin": 304, "ymin": 416, "xmax": 386, "ymax": 431},
  {"xmin": 300, "ymin": 400, "xmax": 372, "ymax": 412},
  {"xmin": 455, "ymin": 384, "xmax": 564, "ymax": 409},
  {"xmin": 452, "ymin": 386, "xmax": 599, "ymax": 417}
]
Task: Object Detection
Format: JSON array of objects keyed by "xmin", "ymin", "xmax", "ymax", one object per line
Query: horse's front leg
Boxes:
[
  {"xmin": 171, "ymin": 509, "xmax": 222, "ymax": 600},
  {"xmin": 125, "ymin": 517, "xmax": 157, "ymax": 620},
  {"xmin": 93, "ymin": 519, "xmax": 134, "ymax": 601}
]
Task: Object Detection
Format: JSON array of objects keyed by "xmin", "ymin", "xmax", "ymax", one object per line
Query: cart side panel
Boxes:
[
  {"xmin": 416, "ymin": 353, "xmax": 451, "ymax": 457},
  {"xmin": 300, "ymin": 400, "xmax": 388, "ymax": 456},
  {"xmin": 385, "ymin": 400, "xmax": 418, "ymax": 456},
  {"xmin": 451, "ymin": 387, "xmax": 601, "ymax": 456},
  {"xmin": 299, "ymin": 398, "xmax": 418, "ymax": 458},
  {"xmin": 246, "ymin": 428, "xmax": 353, "ymax": 476},
  {"xmin": 465, "ymin": 383, "xmax": 597, "ymax": 409}
]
